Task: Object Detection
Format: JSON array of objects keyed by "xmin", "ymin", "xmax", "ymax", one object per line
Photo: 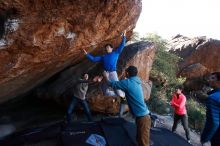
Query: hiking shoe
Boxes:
[{"xmin": 187, "ymin": 140, "xmax": 191, "ymax": 144}]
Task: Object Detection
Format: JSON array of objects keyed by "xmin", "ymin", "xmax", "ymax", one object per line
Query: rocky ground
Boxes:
[{"xmin": 149, "ymin": 114, "xmax": 211, "ymax": 146}]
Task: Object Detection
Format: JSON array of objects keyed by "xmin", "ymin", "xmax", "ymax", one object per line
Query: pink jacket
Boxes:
[{"xmin": 171, "ymin": 93, "xmax": 187, "ymax": 115}]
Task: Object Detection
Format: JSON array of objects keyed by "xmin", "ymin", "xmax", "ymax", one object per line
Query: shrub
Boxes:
[
  {"xmin": 148, "ymin": 84, "xmax": 171, "ymax": 115},
  {"xmin": 141, "ymin": 33, "xmax": 182, "ymax": 114},
  {"xmin": 187, "ymin": 98, "xmax": 206, "ymax": 132}
]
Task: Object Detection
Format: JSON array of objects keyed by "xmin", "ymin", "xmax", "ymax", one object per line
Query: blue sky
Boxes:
[{"xmin": 135, "ymin": 0, "xmax": 220, "ymax": 39}]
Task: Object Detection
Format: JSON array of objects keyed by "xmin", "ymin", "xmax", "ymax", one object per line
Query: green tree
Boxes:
[
  {"xmin": 136, "ymin": 33, "xmax": 182, "ymax": 114},
  {"xmin": 143, "ymin": 33, "xmax": 180, "ymax": 83},
  {"xmin": 187, "ymin": 98, "xmax": 206, "ymax": 131}
]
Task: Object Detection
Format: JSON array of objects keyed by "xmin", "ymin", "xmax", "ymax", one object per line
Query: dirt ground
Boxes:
[{"xmin": 149, "ymin": 114, "xmax": 211, "ymax": 146}]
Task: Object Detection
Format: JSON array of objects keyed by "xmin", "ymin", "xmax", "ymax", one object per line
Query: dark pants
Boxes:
[
  {"xmin": 211, "ymin": 126, "xmax": 220, "ymax": 146},
  {"xmin": 172, "ymin": 114, "xmax": 190, "ymax": 140},
  {"xmin": 136, "ymin": 115, "xmax": 151, "ymax": 146},
  {"xmin": 67, "ymin": 96, "xmax": 93, "ymax": 122}
]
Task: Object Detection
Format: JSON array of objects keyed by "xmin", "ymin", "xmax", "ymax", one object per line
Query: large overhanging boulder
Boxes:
[
  {"xmin": 0, "ymin": 0, "xmax": 142, "ymax": 103},
  {"xmin": 169, "ymin": 35, "xmax": 220, "ymax": 91}
]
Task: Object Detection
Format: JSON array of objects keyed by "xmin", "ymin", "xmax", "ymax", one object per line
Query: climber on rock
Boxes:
[{"xmin": 82, "ymin": 31, "xmax": 127, "ymax": 99}]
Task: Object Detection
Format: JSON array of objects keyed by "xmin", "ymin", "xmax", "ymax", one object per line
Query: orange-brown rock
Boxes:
[
  {"xmin": 168, "ymin": 34, "xmax": 206, "ymax": 59},
  {"xmin": 179, "ymin": 63, "xmax": 208, "ymax": 79},
  {"xmin": 169, "ymin": 35, "xmax": 220, "ymax": 90},
  {"xmin": 178, "ymin": 39, "xmax": 220, "ymax": 75},
  {"xmin": 117, "ymin": 41, "xmax": 155, "ymax": 100},
  {"xmin": 88, "ymin": 94, "xmax": 121, "ymax": 114},
  {"xmin": 0, "ymin": 0, "xmax": 142, "ymax": 103}
]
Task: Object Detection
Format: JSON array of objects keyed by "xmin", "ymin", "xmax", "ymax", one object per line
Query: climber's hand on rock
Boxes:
[
  {"xmin": 82, "ymin": 49, "xmax": 87, "ymax": 55},
  {"xmin": 121, "ymin": 30, "xmax": 126, "ymax": 37},
  {"xmin": 123, "ymin": 30, "xmax": 126, "ymax": 36}
]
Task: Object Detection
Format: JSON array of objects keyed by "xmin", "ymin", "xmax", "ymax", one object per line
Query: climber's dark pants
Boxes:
[
  {"xmin": 67, "ymin": 96, "xmax": 93, "ymax": 122},
  {"xmin": 172, "ymin": 114, "xmax": 190, "ymax": 140}
]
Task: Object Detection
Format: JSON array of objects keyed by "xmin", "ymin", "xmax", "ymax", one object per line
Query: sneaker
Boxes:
[
  {"xmin": 149, "ymin": 140, "xmax": 154, "ymax": 146},
  {"xmin": 187, "ymin": 140, "xmax": 191, "ymax": 144}
]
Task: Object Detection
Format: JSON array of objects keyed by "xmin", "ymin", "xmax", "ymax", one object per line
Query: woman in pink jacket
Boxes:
[{"xmin": 171, "ymin": 85, "xmax": 191, "ymax": 143}]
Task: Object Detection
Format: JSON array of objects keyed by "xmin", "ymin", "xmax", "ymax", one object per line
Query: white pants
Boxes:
[{"xmin": 102, "ymin": 71, "xmax": 125, "ymax": 97}]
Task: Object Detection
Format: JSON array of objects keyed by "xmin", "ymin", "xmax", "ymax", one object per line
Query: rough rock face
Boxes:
[
  {"xmin": 168, "ymin": 34, "xmax": 206, "ymax": 59},
  {"xmin": 0, "ymin": 0, "xmax": 142, "ymax": 103},
  {"xmin": 34, "ymin": 41, "xmax": 155, "ymax": 114},
  {"xmin": 169, "ymin": 35, "xmax": 220, "ymax": 90}
]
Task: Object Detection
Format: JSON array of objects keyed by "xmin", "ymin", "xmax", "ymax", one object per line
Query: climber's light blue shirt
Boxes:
[{"xmin": 109, "ymin": 76, "xmax": 150, "ymax": 117}]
